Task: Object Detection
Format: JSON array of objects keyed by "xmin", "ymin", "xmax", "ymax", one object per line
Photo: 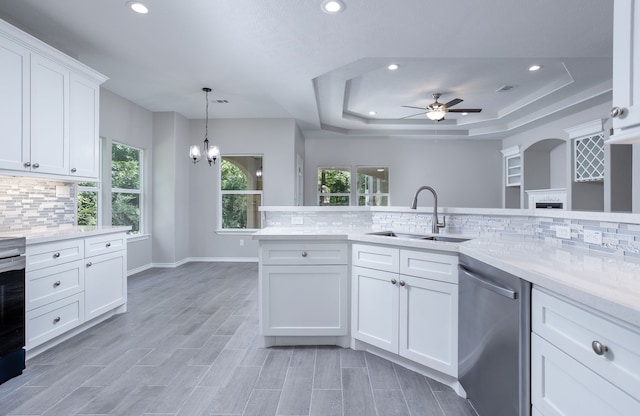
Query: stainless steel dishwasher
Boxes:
[{"xmin": 458, "ymin": 253, "xmax": 531, "ymax": 416}]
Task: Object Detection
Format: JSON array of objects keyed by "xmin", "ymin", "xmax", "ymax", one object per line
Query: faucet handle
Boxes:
[{"xmin": 437, "ymin": 215, "xmax": 446, "ymax": 229}]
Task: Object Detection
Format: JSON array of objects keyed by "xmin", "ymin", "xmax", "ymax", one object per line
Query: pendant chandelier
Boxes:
[{"xmin": 189, "ymin": 87, "xmax": 220, "ymax": 165}]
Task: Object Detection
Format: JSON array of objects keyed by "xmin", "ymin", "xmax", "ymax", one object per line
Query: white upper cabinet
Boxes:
[
  {"xmin": 0, "ymin": 18, "xmax": 107, "ymax": 180},
  {"xmin": 30, "ymin": 53, "xmax": 69, "ymax": 175},
  {"xmin": 0, "ymin": 35, "xmax": 29, "ymax": 171},
  {"xmin": 69, "ymin": 74, "xmax": 100, "ymax": 178},
  {"xmin": 609, "ymin": 0, "xmax": 640, "ymax": 143}
]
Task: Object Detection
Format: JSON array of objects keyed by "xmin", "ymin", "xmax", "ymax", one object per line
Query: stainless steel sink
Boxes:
[{"xmin": 366, "ymin": 231, "xmax": 470, "ymax": 243}]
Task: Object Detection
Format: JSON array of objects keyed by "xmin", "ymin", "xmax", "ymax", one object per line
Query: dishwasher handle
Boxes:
[{"xmin": 458, "ymin": 264, "xmax": 517, "ymax": 299}]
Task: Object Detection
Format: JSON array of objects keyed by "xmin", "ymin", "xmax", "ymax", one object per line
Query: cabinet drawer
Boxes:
[
  {"xmin": 85, "ymin": 233, "xmax": 126, "ymax": 257},
  {"xmin": 27, "ymin": 239, "xmax": 84, "ymax": 271},
  {"xmin": 261, "ymin": 242, "xmax": 347, "ymax": 265},
  {"xmin": 26, "ymin": 293, "xmax": 84, "ymax": 349},
  {"xmin": 532, "ymin": 288, "xmax": 640, "ymax": 400},
  {"xmin": 352, "ymin": 244, "xmax": 399, "ymax": 273},
  {"xmin": 400, "ymin": 249, "xmax": 458, "ymax": 284},
  {"xmin": 26, "ymin": 259, "xmax": 84, "ymax": 311},
  {"xmin": 532, "ymin": 333, "xmax": 640, "ymax": 416}
]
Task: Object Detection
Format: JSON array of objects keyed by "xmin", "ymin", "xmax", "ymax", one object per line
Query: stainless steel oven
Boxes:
[{"xmin": 0, "ymin": 236, "xmax": 26, "ymax": 385}]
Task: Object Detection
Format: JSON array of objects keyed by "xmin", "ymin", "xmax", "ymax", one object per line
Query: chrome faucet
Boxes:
[{"xmin": 410, "ymin": 186, "xmax": 446, "ymax": 234}]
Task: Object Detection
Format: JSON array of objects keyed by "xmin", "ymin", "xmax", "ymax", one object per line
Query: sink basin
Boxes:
[
  {"xmin": 421, "ymin": 236, "xmax": 470, "ymax": 243},
  {"xmin": 367, "ymin": 231, "xmax": 470, "ymax": 243}
]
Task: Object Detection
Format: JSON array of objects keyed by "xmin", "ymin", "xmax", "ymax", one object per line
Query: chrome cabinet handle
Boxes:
[
  {"xmin": 592, "ymin": 340, "xmax": 609, "ymax": 356},
  {"xmin": 611, "ymin": 107, "xmax": 625, "ymax": 118},
  {"xmin": 391, "ymin": 278, "xmax": 397, "ymax": 285},
  {"xmin": 32, "ymin": 162, "xmax": 40, "ymax": 168},
  {"xmin": 71, "ymin": 167, "xmax": 77, "ymax": 173},
  {"xmin": 301, "ymin": 251, "xmax": 307, "ymax": 257},
  {"xmin": 23, "ymin": 162, "xmax": 31, "ymax": 167},
  {"xmin": 53, "ymin": 316, "xmax": 61, "ymax": 324},
  {"xmin": 53, "ymin": 252, "xmax": 61, "ymax": 258},
  {"xmin": 86, "ymin": 262, "xmax": 93, "ymax": 267},
  {"xmin": 53, "ymin": 281, "xmax": 61, "ymax": 288},
  {"xmin": 399, "ymin": 280, "xmax": 406, "ymax": 287},
  {"xmin": 106, "ymin": 242, "xmax": 111, "ymax": 248}
]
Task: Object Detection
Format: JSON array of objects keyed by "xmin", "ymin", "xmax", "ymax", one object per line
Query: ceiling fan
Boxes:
[{"xmin": 402, "ymin": 93, "xmax": 482, "ymax": 121}]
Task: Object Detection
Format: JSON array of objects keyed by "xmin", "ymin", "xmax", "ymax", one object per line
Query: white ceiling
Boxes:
[{"xmin": 0, "ymin": 0, "xmax": 614, "ymax": 139}]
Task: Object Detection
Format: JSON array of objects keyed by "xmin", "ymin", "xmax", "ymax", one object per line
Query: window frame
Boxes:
[
  {"xmin": 218, "ymin": 154, "xmax": 264, "ymax": 234},
  {"xmin": 356, "ymin": 165, "xmax": 390, "ymax": 206},
  {"xmin": 111, "ymin": 142, "xmax": 144, "ymax": 235},
  {"xmin": 317, "ymin": 166, "xmax": 352, "ymax": 206}
]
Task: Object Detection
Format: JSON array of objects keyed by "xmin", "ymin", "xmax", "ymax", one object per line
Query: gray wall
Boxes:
[
  {"xmin": 304, "ymin": 136, "xmax": 503, "ymax": 208},
  {"xmin": 152, "ymin": 112, "xmax": 191, "ymax": 266},
  {"xmin": 100, "ymin": 88, "xmax": 154, "ymax": 273},
  {"xmin": 188, "ymin": 118, "xmax": 298, "ymax": 260}
]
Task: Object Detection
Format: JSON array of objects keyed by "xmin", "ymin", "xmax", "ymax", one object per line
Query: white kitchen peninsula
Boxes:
[{"xmin": 255, "ymin": 206, "xmax": 640, "ymax": 410}]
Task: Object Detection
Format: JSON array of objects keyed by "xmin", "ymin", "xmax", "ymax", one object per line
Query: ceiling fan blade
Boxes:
[
  {"xmin": 443, "ymin": 98, "xmax": 463, "ymax": 108},
  {"xmin": 448, "ymin": 108, "xmax": 482, "ymax": 113},
  {"xmin": 401, "ymin": 105, "xmax": 426, "ymax": 110},
  {"xmin": 400, "ymin": 112, "xmax": 426, "ymax": 119}
]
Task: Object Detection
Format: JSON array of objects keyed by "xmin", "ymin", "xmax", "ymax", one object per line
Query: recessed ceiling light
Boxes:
[
  {"xmin": 387, "ymin": 64, "xmax": 399, "ymax": 71},
  {"xmin": 529, "ymin": 64, "xmax": 542, "ymax": 72},
  {"xmin": 322, "ymin": 0, "xmax": 345, "ymax": 14},
  {"xmin": 461, "ymin": 112, "xmax": 468, "ymax": 116},
  {"xmin": 377, "ymin": 168, "xmax": 385, "ymax": 172},
  {"xmin": 369, "ymin": 111, "xmax": 377, "ymax": 116},
  {"xmin": 127, "ymin": 1, "xmax": 149, "ymax": 14}
]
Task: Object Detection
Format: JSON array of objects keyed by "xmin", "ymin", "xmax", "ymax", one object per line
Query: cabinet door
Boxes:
[
  {"xmin": 30, "ymin": 54, "xmax": 69, "ymax": 175},
  {"xmin": 399, "ymin": 275, "xmax": 458, "ymax": 376},
  {"xmin": 351, "ymin": 266, "xmax": 398, "ymax": 353},
  {"xmin": 611, "ymin": 0, "xmax": 640, "ymax": 137},
  {"xmin": 0, "ymin": 36, "xmax": 29, "ymax": 171},
  {"xmin": 531, "ymin": 333, "xmax": 640, "ymax": 416},
  {"xmin": 261, "ymin": 265, "xmax": 347, "ymax": 336},
  {"xmin": 84, "ymin": 251, "xmax": 126, "ymax": 321},
  {"xmin": 69, "ymin": 74, "xmax": 100, "ymax": 178}
]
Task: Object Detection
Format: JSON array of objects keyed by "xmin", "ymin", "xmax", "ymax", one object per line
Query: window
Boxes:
[
  {"xmin": 317, "ymin": 167, "xmax": 351, "ymax": 206},
  {"xmin": 357, "ymin": 166, "xmax": 389, "ymax": 206},
  {"xmin": 77, "ymin": 181, "xmax": 101, "ymax": 226},
  {"xmin": 220, "ymin": 156, "xmax": 263, "ymax": 230},
  {"xmin": 111, "ymin": 143, "xmax": 142, "ymax": 234}
]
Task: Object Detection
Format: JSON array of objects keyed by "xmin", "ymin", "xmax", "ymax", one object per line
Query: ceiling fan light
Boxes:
[{"xmin": 426, "ymin": 109, "xmax": 446, "ymax": 121}]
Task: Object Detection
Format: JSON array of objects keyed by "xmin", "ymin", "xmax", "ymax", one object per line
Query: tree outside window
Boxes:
[
  {"xmin": 77, "ymin": 181, "xmax": 101, "ymax": 226},
  {"xmin": 220, "ymin": 156, "xmax": 263, "ymax": 230},
  {"xmin": 112, "ymin": 143, "xmax": 142, "ymax": 234},
  {"xmin": 317, "ymin": 167, "xmax": 351, "ymax": 206}
]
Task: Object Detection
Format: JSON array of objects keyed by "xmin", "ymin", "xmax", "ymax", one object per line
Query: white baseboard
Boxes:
[{"xmin": 128, "ymin": 257, "xmax": 258, "ymax": 275}]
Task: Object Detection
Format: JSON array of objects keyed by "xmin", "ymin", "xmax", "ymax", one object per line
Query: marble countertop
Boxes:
[
  {"xmin": 0, "ymin": 225, "xmax": 131, "ymax": 244},
  {"xmin": 254, "ymin": 227, "xmax": 640, "ymax": 328}
]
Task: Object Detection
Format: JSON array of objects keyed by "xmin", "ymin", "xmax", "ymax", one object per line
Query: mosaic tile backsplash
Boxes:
[
  {"xmin": 264, "ymin": 209, "xmax": 640, "ymax": 260},
  {"xmin": 0, "ymin": 177, "xmax": 76, "ymax": 232}
]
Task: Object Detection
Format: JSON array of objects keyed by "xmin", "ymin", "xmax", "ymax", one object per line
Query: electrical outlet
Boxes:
[
  {"xmin": 584, "ymin": 229, "xmax": 603, "ymax": 245},
  {"xmin": 555, "ymin": 226, "xmax": 571, "ymax": 239},
  {"xmin": 291, "ymin": 216, "xmax": 304, "ymax": 225},
  {"xmin": 239, "ymin": 239, "xmax": 244, "ymax": 247}
]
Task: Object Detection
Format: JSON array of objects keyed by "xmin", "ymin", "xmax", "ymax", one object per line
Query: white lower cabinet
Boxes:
[
  {"xmin": 259, "ymin": 241, "xmax": 348, "ymax": 336},
  {"xmin": 25, "ymin": 232, "xmax": 127, "ymax": 351},
  {"xmin": 531, "ymin": 288, "xmax": 640, "ymax": 415},
  {"xmin": 85, "ymin": 250, "xmax": 126, "ymax": 321},
  {"xmin": 351, "ymin": 243, "xmax": 458, "ymax": 377}
]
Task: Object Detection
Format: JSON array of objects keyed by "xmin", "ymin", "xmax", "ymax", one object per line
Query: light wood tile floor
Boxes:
[{"xmin": 0, "ymin": 262, "xmax": 476, "ymax": 416}]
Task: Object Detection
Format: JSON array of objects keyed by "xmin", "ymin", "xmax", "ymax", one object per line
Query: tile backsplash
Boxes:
[
  {"xmin": 263, "ymin": 208, "xmax": 640, "ymax": 260},
  {"xmin": 0, "ymin": 177, "xmax": 76, "ymax": 233}
]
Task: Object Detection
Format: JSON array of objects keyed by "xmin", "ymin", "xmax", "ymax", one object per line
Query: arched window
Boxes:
[{"xmin": 220, "ymin": 155, "xmax": 263, "ymax": 230}]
